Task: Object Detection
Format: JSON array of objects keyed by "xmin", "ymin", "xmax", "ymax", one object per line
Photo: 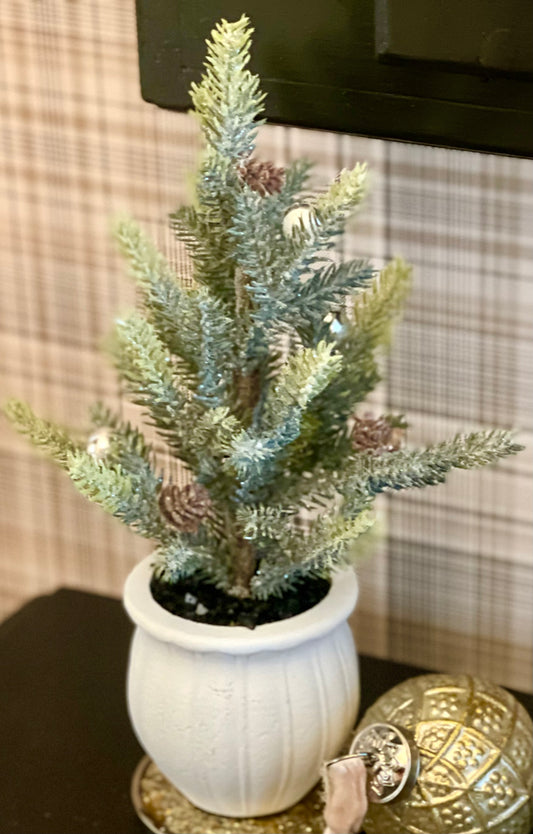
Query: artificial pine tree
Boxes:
[{"xmin": 4, "ymin": 16, "xmax": 523, "ymax": 611}]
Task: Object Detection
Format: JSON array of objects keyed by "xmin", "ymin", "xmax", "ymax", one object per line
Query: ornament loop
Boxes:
[{"xmin": 326, "ymin": 751, "xmax": 377, "ymax": 769}]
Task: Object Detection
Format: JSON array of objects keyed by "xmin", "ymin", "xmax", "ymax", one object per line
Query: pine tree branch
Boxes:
[
  {"xmin": 236, "ymin": 504, "xmax": 297, "ymax": 550},
  {"xmin": 269, "ymin": 457, "xmax": 344, "ymax": 513},
  {"xmin": 67, "ymin": 450, "xmax": 167, "ymax": 539},
  {"xmin": 250, "ymin": 509, "xmax": 374, "ymax": 599},
  {"xmin": 295, "ymin": 510, "xmax": 375, "ymax": 570},
  {"xmin": 152, "ymin": 537, "xmax": 218, "ymax": 583},
  {"xmin": 282, "ymin": 164, "xmax": 369, "ymax": 259},
  {"xmin": 89, "ymin": 403, "xmax": 156, "ymax": 478},
  {"xmin": 228, "ymin": 343, "xmax": 343, "ymax": 498},
  {"xmin": 294, "ymin": 257, "xmax": 411, "ymax": 460},
  {"xmin": 3, "ymin": 400, "xmax": 79, "ymax": 469},
  {"xmin": 111, "ymin": 312, "xmax": 182, "ymax": 397},
  {"xmin": 341, "ymin": 430, "xmax": 524, "ymax": 515},
  {"xmin": 197, "ymin": 294, "xmax": 238, "ymax": 407},
  {"xmin": 187, "ymin": 407, "xmax": 243, "ymax": 494},
  {"xmin": 261, "ymin": 341, "xmax": 343, "ymax": 430},
  {"xmin": 229, "ymin": 186, "xmax": 297, "ymax": 287},
  {"xmin": 169, "ymin": 204, "xmax": 236, "ymax": 304},
  {"xmin": 228, "ymin": 159, "xmax": 313, "ymax": 288},
  {"xmin": 110, "ymin": 313, "xmax": 202, "ymax": 462},
  {"xmin": 228, "ymin": 171, "xmax": 373, "ymax": 349},
  {"xmin": 114, "ymin": 216, "xmax": 202, "ymax": 378},
  {"xmin": 243, "ymin": 165, "xmax": 370, "ymax": 347},
  {"xmin": 309, "ymin": 328, "xmax": 381, "ymax": 436},
  {"xmin": 190, "ymin": 15, "xmax": 265, "ymax": 160},
  {"xmin": 295, "ymin": 259, "xmax": 375, "ymax": 336},
  {"xmin": 314, "ymin": 163, "xmax": 369, "ymax": 235},
  {"xmin": 353, "ymin": 256, "xmax": 412, "ymax": 349},
  {"xmin": 188, "ymin": 406, "xmax": 242, "ymax": 460}
]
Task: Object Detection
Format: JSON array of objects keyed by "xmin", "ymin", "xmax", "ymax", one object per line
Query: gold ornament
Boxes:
[
  {"xmin": 158, "ymin": 482, "xmax": 213, "ymax": 534},
  {"xmin": 86, "ymin": 427, "xmax": 112, "ymax": 460},
  {"xmin": 355, "ymin": 674, "xmax": 533, "ymax": 834}
]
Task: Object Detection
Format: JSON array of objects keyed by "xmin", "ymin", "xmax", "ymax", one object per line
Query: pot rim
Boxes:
[{"xmin": 123, "ymin": 555, "xmax": 358, "ymax": 654}]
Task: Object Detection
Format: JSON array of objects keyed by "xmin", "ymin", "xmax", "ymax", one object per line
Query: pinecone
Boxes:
[
  {"xmin": 351, "ymin": 414, "xmax": 405, "ymax": 454},
  {"xmin": 158, "ymin": 482, "xmax": 213, "ymax": 534},
  {"xmin": 238, "ymin": 158, "xmax": 285, "ymax": 196}
]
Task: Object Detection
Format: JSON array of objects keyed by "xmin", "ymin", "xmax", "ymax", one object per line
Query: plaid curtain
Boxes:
[{"xmin": 1, "ymin": 1, "xmax": 531, "ymax": 691}]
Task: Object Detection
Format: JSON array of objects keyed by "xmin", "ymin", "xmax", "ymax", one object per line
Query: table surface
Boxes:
[{"xmin": 1, "ymin": 587, "xmax": 532, "ymax": 834}]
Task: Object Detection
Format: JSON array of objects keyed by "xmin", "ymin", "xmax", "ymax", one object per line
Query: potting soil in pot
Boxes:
[{"xmin": 150, "ymin": 573, "xmax": 330, "ymax": 628}]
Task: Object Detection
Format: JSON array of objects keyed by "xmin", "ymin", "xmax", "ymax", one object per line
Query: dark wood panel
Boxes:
[
  {"xmin": 135, "ymin": 0, "xmax": 533, "ymax": 157},
  {"xmin": 376, "ymin": 0, "xmax": 533, "ymax": 75}
]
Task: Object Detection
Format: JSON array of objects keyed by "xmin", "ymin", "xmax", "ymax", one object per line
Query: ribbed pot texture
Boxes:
[{"xmin": 124, "ymin": 556, "xmax": 360, "ymax": 818}]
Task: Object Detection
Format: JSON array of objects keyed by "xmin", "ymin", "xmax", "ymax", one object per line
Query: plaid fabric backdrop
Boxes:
[{"xmin": 1, "ymin": 2, "xmax": 532, "ymax": 691}]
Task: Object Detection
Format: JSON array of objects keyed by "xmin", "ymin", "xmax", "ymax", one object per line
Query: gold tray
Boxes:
[{"xmin": 131, "ymin": 756, "xmax": 325, "ymax": 834}]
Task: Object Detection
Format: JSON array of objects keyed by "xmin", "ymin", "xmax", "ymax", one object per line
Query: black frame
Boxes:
[{"xmin": 135, "ymin": 0, "xmax": 533, "ymax": 157}]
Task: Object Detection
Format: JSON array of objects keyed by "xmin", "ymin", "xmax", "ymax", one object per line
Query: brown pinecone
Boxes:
[
  {"xmin": 238, "ymin": 158, "xmax": 285, "ymax": 196},
  {"xmin": 351, "ymin": 414, "xmax": 405, "ymax": 454},
  {"xmin": 158, "ymin": 482, "xmax": 213, "ymax": 534}
]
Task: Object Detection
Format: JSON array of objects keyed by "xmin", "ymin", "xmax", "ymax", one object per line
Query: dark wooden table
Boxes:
[{"xmin": 1, "ymin": 588, "xmax": 531, "ymax": 833}]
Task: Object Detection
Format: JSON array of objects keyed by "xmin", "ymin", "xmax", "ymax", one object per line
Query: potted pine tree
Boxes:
[{"xmin": 4, "ymin": 15, "xmax": 522, "ymax": 819}]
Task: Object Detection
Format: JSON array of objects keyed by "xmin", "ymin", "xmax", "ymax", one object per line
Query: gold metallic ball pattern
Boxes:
[{"xmin": 356, "ymin": 674, "xmax": 533, "ymax": 834}]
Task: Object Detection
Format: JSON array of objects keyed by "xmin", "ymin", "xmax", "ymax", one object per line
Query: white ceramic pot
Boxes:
[{"xmin": 124, "ymin": 555, "xmax": 360, "ymax": 818}]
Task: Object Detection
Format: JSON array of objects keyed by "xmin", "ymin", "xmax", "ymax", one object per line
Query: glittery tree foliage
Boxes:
[{"xmin": 4, "ymin": 16, "xmax": 522, "ymax": 600}]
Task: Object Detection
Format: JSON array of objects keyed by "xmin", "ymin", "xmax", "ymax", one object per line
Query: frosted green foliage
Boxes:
[
  {"xmin": 67, "ymin": 450, "xmax": 166, "ymax": 539},
  {"xmin": 111, "ymin": 313, "xmax": 202, "ymax": 462},
  {"xmin": 152, "ymin": 538, "xmax": 217, "ymax": 583},
  {"xmin": 229, "ymin": 162, "xmax": 313, "ymax": 286},
  {"xmin": 114, "ymin": 217, "xmax": 202, "ymax": 377},
  {"xmin": 189, "ymin": 406, "xmax": 242, "ymax": 459},
  {"xmin": 190, "ymin": 15, "xmax": 265, "ymax": 159},
  {"xmin": 89, "ymin": 403, "xmax": 155, "ymax": 479},
  {"xmin": 303, "ymin": 257, "xmax": 412, "ymax": 459},
  {"xmin": 114, "ymin": 216, "xmax": 171, "ymax": 285},
  {"xmin": 5, "ymin": 16, "xmax": 524, "ymax": 602},
  {"xmin": 353, "ymin": 256, "xmax": 412, "ymax": 349},
  {"xmin": 341, "ymin": 430, "xmax": 523, "ymax": 516},
  {"xmin": 314, "ymin": 163, "xmax": 369, "ymax": 238},
  {"xmin": 3, "ymin": 400, "xmax": 79, "ymax": 469},
  {"xmin": 229, "ymin": 179, "xmax": 374, "ymax": 345},
  {"xmin": 274, "ymin": 159, "xmax": 314, "ymax": 211},
  {"xmin": 296, "ymin": 259, "xmax": 375, "ymax": 340},
  {"xmin": 170, "ymin": 162, "xmax": 310, "ymax": 317},
  {"xmin": 169, "ymin": 205, "xmax": 236, "ymax": 304},
  {"xmin": 197, "ymin": 294, "xmax": 238, "ymax": 407},
  {"xmin": 112, "ymin": 312, "xmax": 179, "ymax": 396},
  {"xmin": 229, "ymin": 343, "xmax": 343, "ymax": 498},
  {"xmin": 188, "ymin": 407, "xmax": 244, "ymax": 489},
  {"xmin": 309, "ymin": 326, "xmax": 381, "ymax": 440},
  {"xmin": 237, "ymin": 504, "xmax": 296, "ymax": 547},
  {"xmin": 249, "ymin": 510, "xmax": 375, "ymax": 599},
  {"xmin": 261, "ymin": 342, "xmax": 343, "ymax": 429},
  {"xmin": 282, "ymin": 165, "xmax": 369, "ymax": 278},
  {"xmin": 171, "ymin": 16, "xmax": 268, "ymax": 305}
]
